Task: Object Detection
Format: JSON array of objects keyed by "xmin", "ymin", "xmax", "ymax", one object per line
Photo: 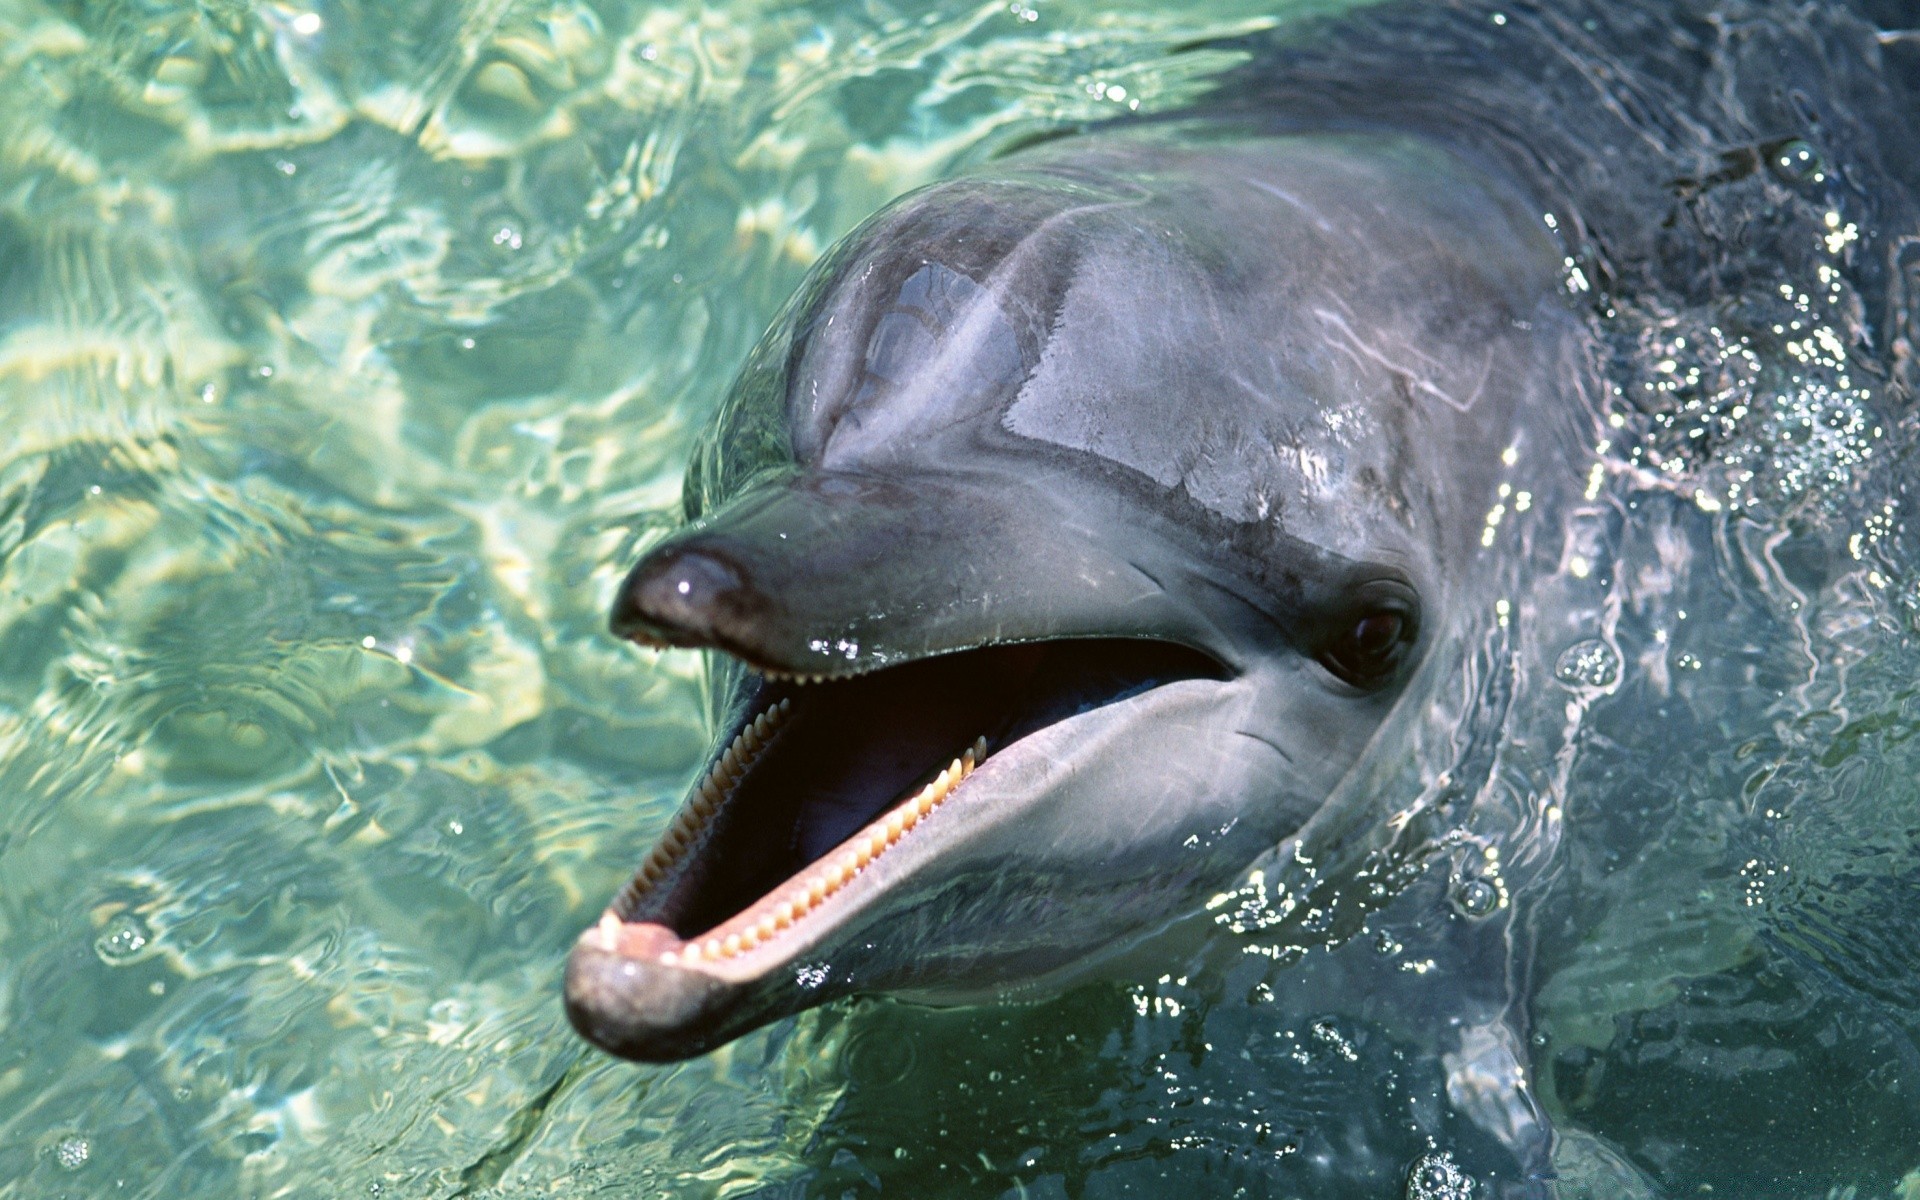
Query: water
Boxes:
[{"xmin": 0, "ymin": 1, "xmax": 1917, "ymax": 1197}]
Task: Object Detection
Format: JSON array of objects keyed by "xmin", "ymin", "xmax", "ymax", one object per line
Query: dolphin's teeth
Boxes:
[
  {"xmin": 595, "ymin": 912, "xmax": 620, "ymax": 952},
  {"xmin": 680, "ymin": 940, "xmax": 701, "ymax": 963}
]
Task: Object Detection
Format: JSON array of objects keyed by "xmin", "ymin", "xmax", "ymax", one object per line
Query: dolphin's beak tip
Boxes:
[
  {"xmin": 563, "ymin": 927, "xmax": 734, "ymax": 1063},
  {"xmin": 611, "ymin": 543, "xmax": 758, "ymax": 648}
]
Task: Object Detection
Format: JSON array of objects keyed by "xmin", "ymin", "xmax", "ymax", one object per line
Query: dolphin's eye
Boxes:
[{"xmin": 1319, "ymin": 604, "xmax": 1416, "ymax": 689}]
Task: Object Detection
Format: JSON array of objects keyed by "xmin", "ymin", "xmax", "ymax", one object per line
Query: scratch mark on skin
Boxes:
[
  {"xmin": 1235, "ymin": 728, "xmax": 1296, "ymax": 764},
  {"xmin": 1245, "ymin": 178, "xmax": 1338, "ymax": 234},
  {"xmin": 1127, "ymin": 559, "xmax": 1168, "ymax": 595}
]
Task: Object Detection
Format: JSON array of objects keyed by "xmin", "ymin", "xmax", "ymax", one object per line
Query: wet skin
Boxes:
[{"xmin": 563, "ymin": 123, "xmax": 1594, "ymax": 1061}]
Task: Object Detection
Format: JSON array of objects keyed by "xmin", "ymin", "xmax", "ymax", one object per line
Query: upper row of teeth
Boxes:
[
  {"xmin": 757, "ymin": 657, "xmax": 894, "ymax": 685},
  {"xmin": 668, "ymin": 734, "xmax": 989, "ymax": 964},
  {"xmin": 615, "ymin": 699, "xmax": 792, "ymax": 912},
  {"xmin": 761, "ymin": 671, "xmax": 831, "ymax": 684}
]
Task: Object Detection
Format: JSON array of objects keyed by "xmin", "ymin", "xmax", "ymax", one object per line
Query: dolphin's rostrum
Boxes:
[{"xmin": 563, "ymin": 121, "xmax": 1597, "ymax": 1062}]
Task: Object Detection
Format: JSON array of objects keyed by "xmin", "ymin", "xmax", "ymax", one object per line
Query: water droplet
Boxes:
[
  {"xmin": 94, "ymin": 913, "xmax": 154, "ymax": 964},
  {"xmin": 1452, "ymin": 878, "xmax": 1500, "ymax": 918},
  {"xmin": 1405, "ymin": 1150, "xmax": 1473, "ymax": 1199},
  {"xmin": 1554, "ymin": 639, "xmax": 1620, "ymax": 688},
  {"xmin": 54, "ymin": 1135, "xmax": 89, "ymax": 1170}
]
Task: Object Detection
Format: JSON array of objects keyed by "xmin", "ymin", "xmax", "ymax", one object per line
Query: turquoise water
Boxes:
[{"xmin": 3, "ymin": 1, "xmax": 1920, "ymax": 1197}]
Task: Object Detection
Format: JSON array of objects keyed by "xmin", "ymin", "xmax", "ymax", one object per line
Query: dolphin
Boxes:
[
  {"xmin": 562, "ymin": 0, "xmax": 1919, "ymax": 1066},
  {"xmin": 561, "ymin": 118, "xmax": 1598, "ymax": 1061}
]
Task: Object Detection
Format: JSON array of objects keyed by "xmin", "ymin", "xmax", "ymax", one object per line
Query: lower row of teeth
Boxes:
[{"xmin": 670, "ymin": 735, "xmax": 988, "ymax": 964}]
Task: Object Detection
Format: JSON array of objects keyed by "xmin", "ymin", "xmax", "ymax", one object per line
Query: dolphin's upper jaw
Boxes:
[{"xmin": 563, "ymin": 636, "xmax": 1229, "ymax": 1060}]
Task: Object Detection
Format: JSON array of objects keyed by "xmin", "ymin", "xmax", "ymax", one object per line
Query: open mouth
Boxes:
[{"xmin": 593, "ymin": 638, "xmax": 1229, "ymax": 968}]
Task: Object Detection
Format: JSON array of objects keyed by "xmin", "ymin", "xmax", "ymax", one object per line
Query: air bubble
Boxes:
[
  {"xmin": 1767, "ymin": 138, "xmax": 1824, "ymax": 186},
  {"xmin": 1554, "ymin": 639, "xmax": 1620, "ymax": 688},
  {"xmin": 94, "ymin": 913, "xmax": 154, "ymax": 964},
  {"xmin": 1452, "ymin": 878, "xmax": 1499, "ymax": 918}
]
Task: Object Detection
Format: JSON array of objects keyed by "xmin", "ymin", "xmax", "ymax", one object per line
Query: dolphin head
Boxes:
[{"xmin": 565, "ymin": 125, "xmax": 1571, "ymax": 1060}]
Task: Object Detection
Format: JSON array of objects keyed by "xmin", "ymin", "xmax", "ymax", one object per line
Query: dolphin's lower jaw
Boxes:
[{"xmin": 564, "ymin": 638, "xmax": 1236, "ymax": 1062}]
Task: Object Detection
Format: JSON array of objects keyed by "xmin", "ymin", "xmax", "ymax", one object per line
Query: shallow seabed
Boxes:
[{"xmin": 2, "ymin": 0, "xmax": 1920, "ymax": 1197}]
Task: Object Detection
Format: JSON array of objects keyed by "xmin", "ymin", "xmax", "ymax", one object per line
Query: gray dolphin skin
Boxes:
[
  {"xmin": 564, "ymin": 0, "xmax": 1919, "ymax": 1064},
  {"xmin": 564, "ymin": 121, "xmax": 1591, "ymax": 1060}
]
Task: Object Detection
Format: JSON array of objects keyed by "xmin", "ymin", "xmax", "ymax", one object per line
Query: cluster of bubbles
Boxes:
[
  {"xmin": 1404, "ymin": 1151, "xmax": 1474, "ymax": 1200},
  {"xmin": 1602, "ymin": 204, "xmax": 1882, "ymax": 518}
]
